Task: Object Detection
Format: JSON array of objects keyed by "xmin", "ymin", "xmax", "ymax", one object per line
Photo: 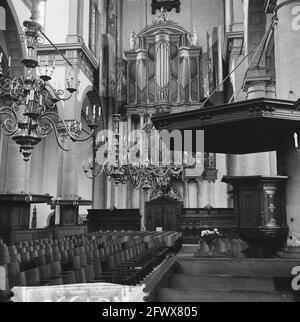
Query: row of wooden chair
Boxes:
[{"xmin": 0, "ymin": 230, "xmax": 183, "ymax": 291}]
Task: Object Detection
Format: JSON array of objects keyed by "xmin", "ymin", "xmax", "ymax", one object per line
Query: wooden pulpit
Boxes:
[{"xmin": 222, "ymin": 176, "xmax": 289, "ymax": 258}]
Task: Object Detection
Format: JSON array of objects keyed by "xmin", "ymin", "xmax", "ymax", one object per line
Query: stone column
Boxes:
[
  {"xmin": 139, "ymin": 114, "xmax": 145, "ymax": 229},
  {"xmin": 126, "ymin": 115, "xmax": 132, "ymax": 209},
  {"xmin": 55, "ymin": 76, "xmax": 81, "ymax": 226},
  {"xmin": 275, "ymin": 0, "xmax": 300, "ymax": 255},
  {"xmin": 66, "ymin": 0, "xmax": 83, "ymax": 43},
  {"xmin": 275, "ymin": 0, "xmax": 300, "ymax": 100},
  {"xmin": 139, "ymin": 190, "xmax": 145, "ymax": 230},
  {"xmin": 184, "ymin": 179, "xmax": 190, "ymax": 208},
  {"xmin": 196, "ymin": 178, "xmax": 202, "ymax": 208},
  {"xmin": 2, "ymin": 138, "xmax": 29, "ymax": 194},
  {"xmin": 244, "ymin": 77, "xmax": 270, "ymax": 100},
  {"xmin": 93, "ymin": 174, "xmax": 106, "ymax": 209},
  {"xmin": 61, "ymin": 146, "xmax": 78, "ymax": 200},
  {"xmin": 122, "ymin": 185, "xmax": 127, "ymax": 209},
  {"xmin": 139, "ymin": 114, "xmax": 144, "ymax": 129},
  {"xmin": 278, "ymin": 136, "xmax": 300, "ymax": 252},
  {"xmin": 209, "ymin": 181, "xmax": 216, "ymax": 207},
  {"xmin": 110, "ymin": 180, "xmax": 115, "ymax": 208},
  {"xmin": 106, "ymin": 179, "xmax": 111, "ymax": 209},
  {"xmin": 266, "ymin": 81, "xmax": 277, "ymax": 99},
  {"xmin": 55, "ymin": 148, "xmax": 63, "ymax": 225},
  {"xmin": 114, "ymin": 184, "xmax": 119, "ymax": 209}
]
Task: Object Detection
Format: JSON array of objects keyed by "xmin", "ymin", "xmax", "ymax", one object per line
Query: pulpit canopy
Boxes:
[{"xmin": 152, "ymin": 98, "xmax": 300, "ymax": 154}]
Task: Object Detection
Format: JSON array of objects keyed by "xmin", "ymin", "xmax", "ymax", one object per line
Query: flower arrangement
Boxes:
[{"xmin": 200, "ymin": 228, "xmax": 223, "ymax": 255}]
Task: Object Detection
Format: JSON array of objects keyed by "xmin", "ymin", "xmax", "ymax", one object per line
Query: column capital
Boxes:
[{"xmin": 244, "ymin": 76, "xmax": 272, "ymax": 90}]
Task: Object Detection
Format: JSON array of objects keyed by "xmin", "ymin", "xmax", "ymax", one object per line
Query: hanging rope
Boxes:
[{"xmin": 40, "ymin": 30, "xmax": 74, "ymax": 69}]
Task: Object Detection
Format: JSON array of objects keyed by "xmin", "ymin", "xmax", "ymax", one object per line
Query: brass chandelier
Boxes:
[
  {"xmin": 0, "ymin": 8, "xmax": 96, "ymax": 162},
  {"xmin": 83, "ymin": 113, "xmax": 184, "ymax": 193}
]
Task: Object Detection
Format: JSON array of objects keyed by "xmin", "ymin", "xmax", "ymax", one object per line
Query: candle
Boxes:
[
  {"xmin": 93, "ymin": 105, "xmax": 96, "ymax": 117},
  {"xmin": 40, "ymin": 95, "xmax": 43, "ymax": 105},
  {"xmin": 99, "ymin": 107, "xmax": 102, "ymax": 118},
  {"xmin": 86, "ymin": 106, "xmax": 89, "ymax": 117},
  {"xmin": 52, "ymin": 57, "xmax": 56, "ymax": 68},
  {"xmin": 295, "ymin": 133, "xmax": 299, "ymax": 149},
  {"xmin": 8, "ymin": 56, "xmax": 11, "ymax": 67},
  {"xmin": 79, "ymin": 122, "xmax": 82, "ymax": 131},
  {"xmin": 0, "ymin": 266, "xmax": 6, "ymax": 291},
  {"xmin": 0, "ymin": 52, "xmax": 3, "ymax": 64},
  {"xmin": 26, "ymin": 94, "xmax": 30, "ymax": 105},
  {"xmin": 46, "ymin": 56, "xmax": 49, "ymax": 66}
]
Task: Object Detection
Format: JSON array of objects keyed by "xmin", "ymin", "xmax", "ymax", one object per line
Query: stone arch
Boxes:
[
  {"xmin": 0, "ymin": 0, "xmax": 26, "ymax": 76},
  {"xmin": 47, "ymin": 210, "xmax": 56, "ymax": 227}
]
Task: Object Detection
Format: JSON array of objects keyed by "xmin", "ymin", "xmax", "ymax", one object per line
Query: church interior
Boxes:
[{"xmin": 0, "ymin": 0, "xmax": 300, "ymax": 302}]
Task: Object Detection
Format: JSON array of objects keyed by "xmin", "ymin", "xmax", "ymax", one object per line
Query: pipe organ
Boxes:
[{"xmin": 125, "ymin": 20, "xmax": 203, "ymax": 110}]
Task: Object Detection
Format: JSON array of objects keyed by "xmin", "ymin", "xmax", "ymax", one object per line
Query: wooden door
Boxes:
[{"xmin": 146, "ymin": 197, "xmax": 183, "ymax": 232}]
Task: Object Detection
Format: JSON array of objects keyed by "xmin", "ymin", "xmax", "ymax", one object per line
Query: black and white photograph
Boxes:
[{"xmin": 0, "ymin": 0, "xmax": 300, "ymax": 308}]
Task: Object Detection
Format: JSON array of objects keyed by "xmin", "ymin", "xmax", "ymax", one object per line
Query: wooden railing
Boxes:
[
  {"xmin": 179, "ymin": 208, "xmax": 237, "ymax": 244},
  {"xmin": 87, "ymin": 209, "xmax": 141, "ymax": 233},
  {"xmin": 143, "ymin": 257, "xmax": 178, "ymax": 302}
]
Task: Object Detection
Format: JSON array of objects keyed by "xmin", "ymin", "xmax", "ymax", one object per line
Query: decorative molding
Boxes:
[
  {"xmin": 150, "ymin": 184, "xmax": 183, "ymax": 202},
  {"xmin": 151, "ymin": 97, "xmax": 300, "ymax": 154},
  {"xmin": 38, "ymin": 42, "xmax": 99, "ymax": 71},
  {"xmin": 243, "ymin": 76, "xmax": 271, "ymax": 91},
  {"xmin": 202, "ymin": 168, "xmax": 218, "ymax": 183}
]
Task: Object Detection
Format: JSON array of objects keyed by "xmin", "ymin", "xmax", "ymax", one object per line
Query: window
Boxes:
[
  {"xmin": 89, "ymin": 0, "xmax": 99, "ymax": 55},
  {"xmin": 151, "ymin": 0, "xmax": 181, "ymax": 15}
]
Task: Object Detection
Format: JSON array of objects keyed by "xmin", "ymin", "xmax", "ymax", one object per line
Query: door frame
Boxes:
[{"xmin": 145, "ymin": 196, "xmax": 183, "ymax": 231}]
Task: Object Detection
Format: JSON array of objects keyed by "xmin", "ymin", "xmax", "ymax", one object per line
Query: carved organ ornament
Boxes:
[
  {"xmin": 124, "ymin": 18, "xmax": 217, "ymax": 183},
  {"xmin": 125, "ymin": 20, "xmax": 203, "ymax": 110}
]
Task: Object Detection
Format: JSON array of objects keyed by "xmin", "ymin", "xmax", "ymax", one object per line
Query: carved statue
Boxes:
[
  {"xmin": 189, "ymin": 27, "xmax": 198, "ymax": 46},
  {"xmin": 153, "ymin": 7, "xmax": 170, "ymax": 24},
  {"xmin": 150, "ymin": 183, "xmax": 183, "ymax": 202},
  {"xmin": 129, "ymin": 30, "xmax": 137, "ymax": 51}
]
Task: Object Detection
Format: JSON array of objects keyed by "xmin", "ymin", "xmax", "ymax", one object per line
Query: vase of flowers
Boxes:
[{"xmin": 200, "ymin": 229, "xmax": 222, "ymax": 256}]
